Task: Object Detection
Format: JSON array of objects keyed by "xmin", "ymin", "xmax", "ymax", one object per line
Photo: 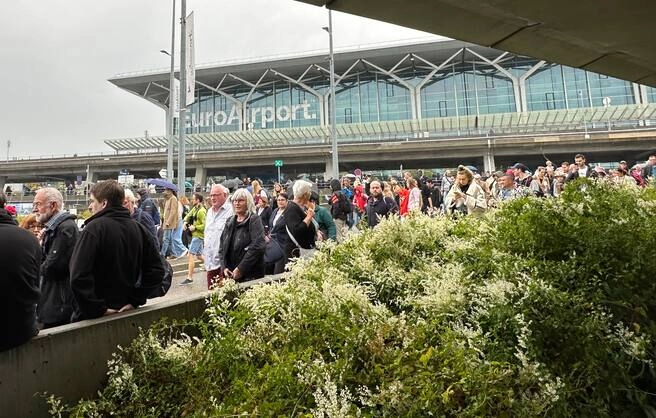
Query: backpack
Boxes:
[
  {"xmin": 149, "ymin": 256, "xmax": 173, "ymax": 298},
  {"xmin": 330, "ymin": 191, "xmax": 352, "ymax": 220},
  {"xmin": 134, "ymin": 214, "xmax": 172, "ymax": 299}
]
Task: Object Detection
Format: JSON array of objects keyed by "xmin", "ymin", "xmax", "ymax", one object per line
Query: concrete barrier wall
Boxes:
[{"xmin": 0, "ymin": 292, "xmax": 210, "ymax": 418}]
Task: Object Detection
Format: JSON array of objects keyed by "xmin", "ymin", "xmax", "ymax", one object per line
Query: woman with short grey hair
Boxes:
[
  {"xmin": 219, "ymin": 186, "xmax": 265, "ymax": 281},
  {"xmin": 231, "ymin": 188, "xmax": 256, "ymax": 214},
  {"xmin": 292, "ymin": 180, "xmax": 313, "ymax": 202}
]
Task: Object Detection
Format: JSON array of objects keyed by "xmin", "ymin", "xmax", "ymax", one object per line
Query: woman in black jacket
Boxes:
[
  {"xmin": 267, "ymin": 192, "xmax": 290, "ymax": 274},
  {"xmin": 284, "ymin": 180, "xmax": 317, "ymax": 258},
  {"xmin": 220, "ymin": 188, "xmax": 266, "ymax": 281}
]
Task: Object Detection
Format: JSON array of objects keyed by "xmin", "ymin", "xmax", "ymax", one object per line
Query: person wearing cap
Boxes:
[
  {"xmin": 566, "ymin": 153, "xmax": 597, "ymax": 182},
  {"xmin": 511, "ymin": 163, "xmax": 533, "ymax": 188},
  {"xmin": 619, "ymin": 160, "xmax": 629, "ymax": 173},
  {"xmin": 137, "ymin": 188, "xmax": 160, "ymax": 227},
  {"xmin": 445, "ymin": 165, "xmax": 487, "ymax": 217}
]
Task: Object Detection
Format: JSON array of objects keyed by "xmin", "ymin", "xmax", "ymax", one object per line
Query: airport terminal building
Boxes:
[{"xmin": 108, "ymin": 38, "xmax": 656, "ymax": 179}]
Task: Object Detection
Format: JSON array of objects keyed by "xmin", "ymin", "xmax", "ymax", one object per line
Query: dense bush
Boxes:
[{"xmin": 51, "ymin": 181, "xmax": 656, "ymax": 417}]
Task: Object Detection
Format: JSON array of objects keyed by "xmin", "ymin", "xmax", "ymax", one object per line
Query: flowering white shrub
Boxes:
[{"xmin": 54, "ymin": 181, "xmax": 656, "ymax": 417}]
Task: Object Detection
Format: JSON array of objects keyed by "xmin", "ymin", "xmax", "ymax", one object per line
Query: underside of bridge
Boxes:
[{"xmin": 295, "ymin": 0, "xmax": 656, "ymax": 87}]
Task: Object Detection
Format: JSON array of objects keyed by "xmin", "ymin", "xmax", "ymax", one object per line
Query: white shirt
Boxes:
[{"xmin": 202, "ymin": 200, "xmax": 234, "ymax": 271}]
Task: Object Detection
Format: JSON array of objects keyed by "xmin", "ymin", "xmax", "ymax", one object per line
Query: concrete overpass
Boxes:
[
  {"xmin": 2, "ymin": 127, "xmax": 656, "ymax": 190},
  {"xmin": 295, "ymin": 0, "xmax": 656, "ymax": 87}
]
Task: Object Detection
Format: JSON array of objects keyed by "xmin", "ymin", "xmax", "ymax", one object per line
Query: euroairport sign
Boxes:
[{"xmin": 186, "ymin": 100, "xmax": 317, "ymax": 129}]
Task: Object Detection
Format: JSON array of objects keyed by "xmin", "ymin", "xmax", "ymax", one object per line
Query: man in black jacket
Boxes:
[
  {"xmin": 70, "ymin": 180, "xmax": 164, "ymax": 321},
  {"xmin": 0, "ymin": 207, "xmax": 41, "ymax": 351},
  {"xmin": 33, "ymin": 187, "xmax": 79, "ymax": 328},
  {"xmin": 365, "ymin": 180, "xmax": 398, "ymax": 228}
]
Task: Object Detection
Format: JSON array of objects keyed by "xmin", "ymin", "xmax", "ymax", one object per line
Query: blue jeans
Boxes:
[{"xmin": 161, "ymin": 220, "xmax": 187, "ymax": 257}]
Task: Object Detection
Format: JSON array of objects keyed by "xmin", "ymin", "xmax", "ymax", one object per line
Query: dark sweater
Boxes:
[
  {"xmin": 284, "ymin": 201, "xmax": 316, "ymax": 257},
  {"xmin": 0, "ymin": 209, "xmax": 41, "ymax": 351}
]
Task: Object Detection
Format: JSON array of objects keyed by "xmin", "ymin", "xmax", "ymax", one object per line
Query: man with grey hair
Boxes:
[
  {"xmin": 123, "ymin": 189, "xmax": 158, "ymax": 247},
  {"xmin": 32, "ymin": 187, "xmax": 79, "ymax": 328},
  {"xmin": 202, "ymin": 184, "xmax": 233, "ymax": 289}
]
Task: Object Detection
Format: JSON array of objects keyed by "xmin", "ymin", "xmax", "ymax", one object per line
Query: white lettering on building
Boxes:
[{"xmin": 185, "ymin": 100, "xmax": 317, "ymax": 129}]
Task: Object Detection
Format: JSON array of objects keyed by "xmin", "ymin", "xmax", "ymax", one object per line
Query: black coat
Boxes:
[
  {"xmin": 257, "ymin": 206, "xmax": 272, "ymax": 234},
  {"xmin": 220, "ymin": 213, "xmax": 266, "ymax": 280},
  {"xmin": 38, "ymin": 213, "xmax": 79, "ymax": 327},
  {"xmin": 268, "ymin": 207, "xmax": 289, "ymax": 250},
  {"xmin": 70, "ymin": 206, "xmax": 164, "ymax": 321},
  {"xmin": 284, "ymin": 201, "xmax": 316, "ymax": 257},
  {"xmin": 0, "ymin": 209, "xmax": 41, "ymax": 351}
]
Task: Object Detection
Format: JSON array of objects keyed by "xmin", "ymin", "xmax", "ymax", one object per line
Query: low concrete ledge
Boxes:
[
  {"xmin": 0, "ymin": 274, "xmax": 284, "ymax": 417},
  {"xmin": 0, "ymin": 292, "xmax": 209, "ymax": 417}
]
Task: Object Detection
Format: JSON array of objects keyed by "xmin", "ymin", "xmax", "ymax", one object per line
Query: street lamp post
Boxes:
[
  {"xmin": 323, "ymin": 9, "xmax": 338, "ymax": 180},
  {"xmin": 163, "ymin": 0, "xmax": 176, "ymax": 182},
  {"xmin": 179, "ymin": 0, "xmax": 187, "ymax": 195}
]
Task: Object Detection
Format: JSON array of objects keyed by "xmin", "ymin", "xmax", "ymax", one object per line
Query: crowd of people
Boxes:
[{"xmin": 2, "ymin": 153, "xmax": 655, "ymax": 352}]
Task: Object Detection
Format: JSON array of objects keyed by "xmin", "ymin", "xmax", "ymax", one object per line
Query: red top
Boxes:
[{"xmin": 397, "ymin": 188, "xmax": 409, "ymax": 216}]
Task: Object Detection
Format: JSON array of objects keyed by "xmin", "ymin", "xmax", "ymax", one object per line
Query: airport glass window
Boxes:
[
  {"xmin": 473, "ymin": 62, "xmax": 516, "ymax": 114},
  {"xmin": 273, "ymin": 82, "xmax": 292, "ymax": 129},
  {"xmin": 562, "ymin": 66, "xmax": 591, "ymax": 108},
  {"xmin": 358, "ymin": 75, "xmax": 379, "ymax": 123},
  {"xmin": 526, "ymin": 64, "xmax": 567, "ymax": 111},
  {"xmin": 587, "ymin": 72, "xmax": 634, "ymax": 107},
  {"xmin": 421, "ymin": 67, "xmax": 458, "ymax": 119},
  {"xmin": 647, "ymin": 87, "xmax": 656, "ymax": 104},
  {"xmin": 291, "ymin": 85, "xmax": 320, "ymax": 129},
  {"xmin": 247, "ymin": 84, "xmax": 276, "ymax": 129},
  {"xmin": 344, "ymin": 107, "xmax": 353, "ymax": 124},
  {"xmin": 336, "ymin": 80, "xmax": 360, "ymax": 124},
  {"xmin": 377, "ymin": 76, "xmax": 411, "ymax": 121}
]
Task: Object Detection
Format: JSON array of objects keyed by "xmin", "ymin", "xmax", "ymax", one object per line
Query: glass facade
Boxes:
[
  {"xmin": 182, "ymin": 53, "xmax": 645, "ymax": 135},
  {"xmin": 526, "ymin": 64, "xmax": 634, "ymax": 111}
]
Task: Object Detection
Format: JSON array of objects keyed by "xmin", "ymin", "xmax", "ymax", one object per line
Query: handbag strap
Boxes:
[{"xmin": 286, "ymin": 225, "xmax": 301, "ymax": 248}]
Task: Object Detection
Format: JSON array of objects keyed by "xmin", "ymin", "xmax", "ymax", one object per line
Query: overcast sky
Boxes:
[{"xmin": 0, "ymin": 0, "xmax": 442, "ymax": 159}]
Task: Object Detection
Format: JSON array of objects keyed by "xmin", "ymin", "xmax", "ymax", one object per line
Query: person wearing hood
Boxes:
[
  {"xmin": 32, "ymin": 187, "xmax": 79, "ymax": 328},
  {"xmin": 0, "ymin": 203, "xmax": 41, "ymax": 351},
  {"xmin": 70, "ymin": 180, "xmax": 164, "ymax": 321}
]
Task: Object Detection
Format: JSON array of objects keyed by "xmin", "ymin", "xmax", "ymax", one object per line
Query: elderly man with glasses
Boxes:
[{"xmin": 32, "ymin": 187, "xmax": 79, "ymax": 328}]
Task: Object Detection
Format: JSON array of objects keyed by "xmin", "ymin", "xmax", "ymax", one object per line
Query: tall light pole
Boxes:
[
  {"xmin": 5, "ymin": 140, "xmax": 10, "ymax": 163},
  {"xmin": 178, "ymin": 0, "xmax": 187, "ymax": 194},
  {"xmin": 323, "ymin": 9, "xmax": 338, "ymax": 180},
  {"xmin": 162, "ymin": 0, "xmax": 176, "ymax": 182}
]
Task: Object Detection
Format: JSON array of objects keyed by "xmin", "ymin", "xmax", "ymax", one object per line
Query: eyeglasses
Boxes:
[
  {"xmin": 233, "ymin": 198, "xmax": 246, "ymax": 203},
  {"xmin": 209, "ymin": 194, "xmax": 223, "ymax": 197}
]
